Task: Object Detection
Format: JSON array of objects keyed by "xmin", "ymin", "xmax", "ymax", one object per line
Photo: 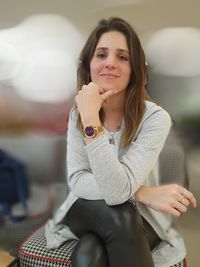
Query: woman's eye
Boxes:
[
  {"xmin": 119, "ymin": 55, "xmax": 128, "ymax": 61},
  {"xmin": 96, "ymin": 53, "xmax": 106, "ymax": 59}
]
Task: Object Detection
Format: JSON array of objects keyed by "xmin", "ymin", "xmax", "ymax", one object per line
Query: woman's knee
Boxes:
[
  {"xmin": 105, "ymin": 202, "xmax": 145, "ymax": 241},
  {"xmin": 72, "ymin": 233, "xmax": 108, "ymax": 267},
  {"xmin": 67, "ymin": 199, "xmax": 145, "ymax": 244}
]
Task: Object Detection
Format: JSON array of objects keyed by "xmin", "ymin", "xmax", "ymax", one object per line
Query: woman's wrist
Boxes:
[
  {"xmin": 81, "ymin": 115, "xmax": 101, "ymax": 128},
  {"xmin": 81, "ymin": 116, "xmax": 104, "ymax": 144},
  {"xmin": 135, "ymin": 185, "xmax": 151, "ymax": 205}
]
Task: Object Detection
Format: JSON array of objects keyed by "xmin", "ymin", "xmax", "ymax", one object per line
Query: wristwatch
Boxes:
[{"xmin": 84, "ymin": 125, "xmax": 104, "ymax": 139}]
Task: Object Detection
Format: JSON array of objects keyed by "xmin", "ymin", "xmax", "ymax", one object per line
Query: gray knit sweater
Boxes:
[{"xmin": 45, "ymin": 100, "xmax": 186, "ymax": 267}]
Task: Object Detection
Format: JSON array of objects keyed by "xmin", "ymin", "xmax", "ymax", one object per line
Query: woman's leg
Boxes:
[
  {"xmin": 71, "ymin": 233, "xmax": 108, "ymax": 267},
  {"xmin": 63, "ymin": 199, "xmax": 156, "ymax": 267}
]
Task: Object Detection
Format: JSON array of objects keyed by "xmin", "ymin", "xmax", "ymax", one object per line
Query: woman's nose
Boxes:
[{"xmin": 105, "ymin": 56, "xmax": 117, "ymax": 69}]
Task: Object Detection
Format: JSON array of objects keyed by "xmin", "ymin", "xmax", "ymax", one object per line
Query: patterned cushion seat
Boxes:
[
  {"xmin": 19, "ymin": 226, "xmax": 77, "ymax": 267},
  {"xmin": 19, "ymin": 225, "xmax": 186, "ymax": 267}
]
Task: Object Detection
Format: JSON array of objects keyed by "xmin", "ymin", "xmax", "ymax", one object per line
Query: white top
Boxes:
[{"xmin": 45, "ymin": 100, "xmax": 186, "ymax": 267}]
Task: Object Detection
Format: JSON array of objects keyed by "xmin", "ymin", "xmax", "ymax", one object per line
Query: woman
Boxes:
[{"xmin": 45, "ymin": 17, "xmax": 196, "ymax": 267}]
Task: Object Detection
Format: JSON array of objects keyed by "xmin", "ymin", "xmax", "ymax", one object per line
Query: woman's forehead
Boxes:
[{"xmin": 96, "ymin": 31, "xmax": 129, "ymax": 51}]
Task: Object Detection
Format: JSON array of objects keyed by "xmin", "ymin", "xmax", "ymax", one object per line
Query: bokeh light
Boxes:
[
  {"xmin": 0, "ymin": 14, "xmax": 84, "ymax": 103},
  {"xmin": 145, "ymin": 27, "xmax": 200, "ymax": 77}
]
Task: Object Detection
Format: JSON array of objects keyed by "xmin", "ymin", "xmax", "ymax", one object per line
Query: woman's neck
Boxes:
[
  {"xmin": 103, "ymin": 91, "xmax": 125, "ymax": 112},
  {"xmin": 103, "ymin": 95, "xmax": 125, "ymax": 132}
]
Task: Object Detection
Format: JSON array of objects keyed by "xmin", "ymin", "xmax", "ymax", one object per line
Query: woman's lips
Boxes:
[{"xmin": 100, "ymin": 73, "xmax": 119, "ymax": 79}]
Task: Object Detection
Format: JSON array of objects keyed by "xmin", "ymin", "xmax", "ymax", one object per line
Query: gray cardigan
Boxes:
[{"xmin": 45, "ymin": 100, "xmax": 186, "ymax": 267}]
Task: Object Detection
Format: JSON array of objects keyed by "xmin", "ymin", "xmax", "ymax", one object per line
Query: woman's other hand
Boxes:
[{"xmin": 135, "ymin": 184, "xmax": 197, "ymax": 217}]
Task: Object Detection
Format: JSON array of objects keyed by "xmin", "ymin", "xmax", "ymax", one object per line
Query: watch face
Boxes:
[{"xmin": 85, "ymin": 126, "xmax": 95, "ymax": 137}]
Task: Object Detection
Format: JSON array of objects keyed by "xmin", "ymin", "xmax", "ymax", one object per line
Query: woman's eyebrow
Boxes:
[
  {"xmin": 95, "ymin": 47, "xmax": 129, "ymax": 54},
  {"xmin": 117, "ymin": 48, "xmax": 129, "ymax": 54},
  {"xmin": 95, "ymin": 47, "xmax": 107, "ymax": 51}
]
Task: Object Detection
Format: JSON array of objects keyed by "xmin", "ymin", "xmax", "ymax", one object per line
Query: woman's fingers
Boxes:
[
  {"xmin": 185, "ymin": 190, "xmax": 197, "ymax": 208},
  {"xmin": 179, "ymin": 197, "xmax": 190, "ymax": 207},
  {"xmin": 166, "ymin": 206, "xmax": 181, "ymax": 217},
  {"xmin": 162, "ymin": 185, "xmax": 197, "ymax": 217},
  {"xmin": 101, "ymin": 89, "xmax": 116, "ymax": 102},
  {"xmin": 179, "ymin": 187, "xmax": 197, "ymax": 208},
  {"xmin": 171, "ymin": 208, "xmax": 181, "ymax": 217},
  {"xmin": 174, "ymin": 201, "xmax": 187, "ymax": 213},
  {"xmin": 81, "ymin": 82, "xmax": 116, "ymax": 104}
]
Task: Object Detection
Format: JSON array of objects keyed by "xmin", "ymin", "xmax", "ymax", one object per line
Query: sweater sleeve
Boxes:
[
  {"xmin": 67, "ymin": 109, "xmax": 103, "ymax": 199},
  {"xmin": 84, "ymin": 106, "xmax": 171, "ymax": 205}
]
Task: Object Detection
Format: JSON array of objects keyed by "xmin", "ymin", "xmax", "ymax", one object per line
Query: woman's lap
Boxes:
[{"xmin": 63, "ymin": 198, "xmax": 158, "ymax": 267}]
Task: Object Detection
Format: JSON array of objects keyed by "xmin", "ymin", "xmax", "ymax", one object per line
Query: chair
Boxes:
[{"xmin": 18, "ymin": 129, "xmax": 188, "ymax": 267}]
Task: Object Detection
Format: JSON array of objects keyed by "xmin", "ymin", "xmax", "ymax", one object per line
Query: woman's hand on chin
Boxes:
[{"xmin": 75, "ymin": 82, "xmax": 115, "ymax": 125}]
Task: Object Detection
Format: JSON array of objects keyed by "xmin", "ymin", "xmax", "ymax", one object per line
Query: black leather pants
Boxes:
[{"xmin": 63, "ymin": 199, "xmax": 160, "ymax": 267}]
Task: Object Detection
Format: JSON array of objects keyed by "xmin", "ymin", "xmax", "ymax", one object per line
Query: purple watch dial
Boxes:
[{"xmin": 85, "ymin": 126, "xmax": 95, "ymax": 137}]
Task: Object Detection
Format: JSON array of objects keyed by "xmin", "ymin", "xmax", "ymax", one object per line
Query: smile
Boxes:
[{"xmin": 100, "ymin": 73, "xmax": 120, "ymax": 79}]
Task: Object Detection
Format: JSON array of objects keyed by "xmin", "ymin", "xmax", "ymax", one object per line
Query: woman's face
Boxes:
[{"xmin": 90, "ymin": 31, "xmax": 131, "ymax": 95}]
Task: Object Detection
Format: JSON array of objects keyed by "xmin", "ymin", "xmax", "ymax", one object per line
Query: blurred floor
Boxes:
[{"xmin": 177, "ymin": 147, "xmax": 200, "ymax": 267}]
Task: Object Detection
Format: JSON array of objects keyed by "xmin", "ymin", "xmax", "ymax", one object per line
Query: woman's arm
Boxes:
[
  {"xmin": 84, "ymin": 107, "xmax": 171, "ymax": 205},
  {"xmin": 67, "ymin": 109, "xmax": 103, "ymax": 200},
  {"xmin": 69, "ymin": 83, "xmax": 172, "ymax": 205},
  {"xmin": 67, "ymin": 105, "xmax": 172, "ymax": 206},
  {"xmin": 134, "ymin": 184, "xmax": 197, "ymax": 217}
]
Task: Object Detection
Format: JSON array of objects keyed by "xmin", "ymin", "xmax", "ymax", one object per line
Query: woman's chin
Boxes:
[{"xmin": 101, "ymin": 85, "xmax": 117, "ymax": 92}]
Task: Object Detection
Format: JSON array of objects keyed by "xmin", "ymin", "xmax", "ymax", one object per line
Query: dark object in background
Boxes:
[
  {"xmin": 179, "ymin": 114, "xmax": 200, "ymax": 146},
  {"xmin": 0, "ymin": 149, "xmax": 29, "ymax": 224}
]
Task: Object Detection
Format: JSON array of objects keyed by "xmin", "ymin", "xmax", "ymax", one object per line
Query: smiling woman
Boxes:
[
  {"xmin": 90, "ymin": 31, "xmax": 131, "ymax": 96},
  {"xmin": 44, "ymin": 17, "xmax": 196, "ymax": 267}
]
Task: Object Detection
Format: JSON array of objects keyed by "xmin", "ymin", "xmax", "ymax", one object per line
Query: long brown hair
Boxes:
[{"xmin": 76, "ymin": 17, "xmax": 150, "ymax": 147}]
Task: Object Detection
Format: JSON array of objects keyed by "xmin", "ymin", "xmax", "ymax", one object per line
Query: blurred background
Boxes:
[{"xmin": 0, "ymin": 0, "xmax": 199, "ymax": 266}]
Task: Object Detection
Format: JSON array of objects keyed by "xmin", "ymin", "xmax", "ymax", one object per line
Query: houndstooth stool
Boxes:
[
  {"xmin": 19, "ymin": 226, "xmax": 77, "ymax": 267},
  {"xmin": 19, "ymin": 225, "xmax": 187, "ymax": 267}
]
